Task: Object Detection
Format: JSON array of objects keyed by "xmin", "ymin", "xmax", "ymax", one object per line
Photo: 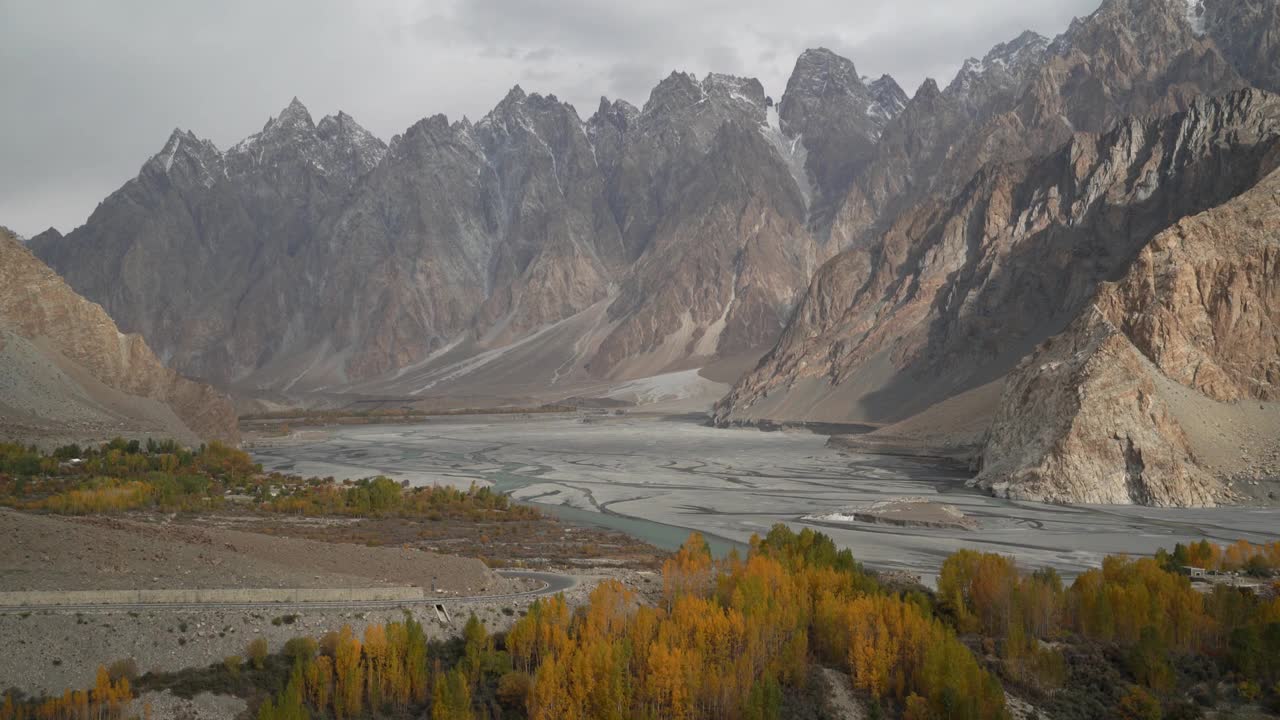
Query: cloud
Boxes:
[{"xmin": 0, "ymin": 0, "xmax": 1100, "ymax": 236}]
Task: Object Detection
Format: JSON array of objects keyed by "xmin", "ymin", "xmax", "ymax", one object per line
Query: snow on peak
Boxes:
[
  {"xmin": 946, "ymin": 30, "xmax": 1048, "ymax": 102},
  {"xmin": 867, "ymin": 75, "xmax": 908, "ymax": 122},
  {"xmin": 702, "ymin": 73, "xmax": 766, "ymax": 107},
  {"xmin": 158, "ymin": 130, "xmax": 184, "ymax": 172},
  {"xmin": 143, "ymin": 129, "xmax": 223, "ymax": 186},
  {"xmin": 1185, "ymin": 0, "xmax": 1207, "ymax": 35}
]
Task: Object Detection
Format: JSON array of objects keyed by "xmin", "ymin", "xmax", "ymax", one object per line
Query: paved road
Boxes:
[{"xmin": 0, "ymin": 570, "xmax": 577, "ymax": 614}]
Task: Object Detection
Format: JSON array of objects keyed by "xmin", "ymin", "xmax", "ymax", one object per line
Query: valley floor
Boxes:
[
  {"xmin": 252, "ymin": 415, "xmax": 1280, "ymax": 585},
  {"xmin": 0, "ymin": 505, "xmax": 663, "ymax": 697}
]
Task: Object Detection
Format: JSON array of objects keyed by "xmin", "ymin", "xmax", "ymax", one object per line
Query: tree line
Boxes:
[{"xmin": 6, "ymin": 527, "xmax": 1280, "ymax": 718}]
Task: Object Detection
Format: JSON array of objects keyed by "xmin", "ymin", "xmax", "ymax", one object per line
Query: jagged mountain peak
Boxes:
[
  {"xmin": 487, "ymin": 85, "xmax": 576, "ymax": 119},
  {"xmin": 914, "ymin": 77, "xmax": 943, "ymax": 100},
  {"xmin": 946, "ymin": 29, "xmax": 1049, "ymax": 108},
  {"xmin": 274, "ymin": 96, "xmax": 314, "ymax": 128},
  {"xmin": 788, "ymin": 47, "xmax": 866, "ymax": 96},
  {"xmin": 1052, "ymin": 0, "xmax": 1207, "ymax": 54},
  {"xmin": 395, "ymin": 114, "xmax": 457, "ymax": 146},
  {"xmin": 638, "ymin": 70, "xmax": 766, "ymax": 122},
  {"xmin": 867, "ymin": 75, "xmax": 909, "ymax": 118},
  {"xmin": 643, "ymin": 71, "xmax": 705, "ymax": 115},
  {"xmin": 316, "ymin": 112, "xmax": 388, "ymax": 174},
  {"xmin": 702, "ymin": 73, "xmax": 767, "ymax": 106},
  {"xmin": 28, "ymin": 227, "xmax": 63, "ymax": 246},
  {"xmin": 591, "ymin": 97, "xmax": 639, "ymax": 126},
  {"xmin": 231, "ymin": 96, "xmax": 320, "ymax": 152},
  {"xmin": 143, "ymin": 127, "xmax": 223, "ymax": 182},
  {"xmin": 224, "ymin": 99, "xmax": 386, "ymax": 177}
]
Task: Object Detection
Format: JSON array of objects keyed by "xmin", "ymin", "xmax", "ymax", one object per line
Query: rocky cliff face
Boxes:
[
  {"xmin": 0, "ymin": 228, "xmax": 238, "ymax": 445},
  {"xmin": 716, "ymin": 89, "xmax": 1280, "ymax": 427},
  {"xmin": 976, "ymin": 163, "xmax": 1280, "ymax": 506}
]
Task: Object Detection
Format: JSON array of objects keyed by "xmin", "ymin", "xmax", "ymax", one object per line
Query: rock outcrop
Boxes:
[
  {"xmin": 976, "ymin": 164, "xmax": 1280, "ymax": 505},
  {"xmin": 0, "ymin": 228, "xmax": 238, "ymax": 445}
]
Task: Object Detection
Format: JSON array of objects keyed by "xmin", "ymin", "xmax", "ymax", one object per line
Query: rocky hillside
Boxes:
[
  {"xmin": 0, "ymin": 228, "xmax": 238, "ymax": 446},
  {"xmin": 976, "ymin": 163, "xmax": 1280, "ymax": 506},
  {"xmin": 717, "ymin": 88, "xmax": 1280, "ymax": 426}
]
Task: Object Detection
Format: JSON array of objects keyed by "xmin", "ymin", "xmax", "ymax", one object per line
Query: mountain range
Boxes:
[{"xmin": 19, "ymin": 0, "xmax": 1280, "ymax": 506}]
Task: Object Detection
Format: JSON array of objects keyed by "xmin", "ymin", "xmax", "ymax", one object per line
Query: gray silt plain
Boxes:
[{"xmin": 252, "ymin": 415, "xmax": 1280, "ymax": 585}]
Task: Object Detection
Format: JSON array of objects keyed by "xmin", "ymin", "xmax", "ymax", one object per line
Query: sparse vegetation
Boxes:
[
  {"xmin": 248, "ymin": 637, "xmax": 270, "ymax": 670},
  {"xmin": 0, "ymin": 439, "xmax": 540, "ymax": 523}
]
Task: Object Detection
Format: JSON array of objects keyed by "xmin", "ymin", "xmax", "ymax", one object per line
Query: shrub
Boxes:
[
  {"xmin": 283, "ymin": 636, "xmax": 317, "ymax": 661},
  {"xmin": 106, "ymin": 658, "xmax": 138, "ymax": 681},
  {"xmin": 247, "ymin": 638, "xmax": 269, "ymax": 670},
  {"xmin": 496, "ymin": 671, "xmax": 532, "ymax": 709}
]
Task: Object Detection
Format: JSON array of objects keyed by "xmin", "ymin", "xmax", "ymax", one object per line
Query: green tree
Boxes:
[
  {"xmin": 248, "ymin": 637, "xmax": 270, "ymax": 670},
  {"xmin": 1113, "ymin": 686, "xmax": 1162, "ymax": 720},
  {"xmin": 432, "ymin": 667, "xmax": 473, "ymax": 720}
]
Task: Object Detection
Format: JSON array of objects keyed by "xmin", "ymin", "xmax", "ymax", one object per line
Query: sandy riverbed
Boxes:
[{"xmin": 253, "ymin": 415, "xmax": 1280, "ymax": 584}]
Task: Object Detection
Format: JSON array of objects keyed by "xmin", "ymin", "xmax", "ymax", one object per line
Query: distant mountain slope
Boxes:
[
  {"xmin": 0, "ymin": 228, "xmax": 238, "ymax": 446},
  {"xmin": 716, "ymin": 89, "xmax": 1280, "ymax": 427}
]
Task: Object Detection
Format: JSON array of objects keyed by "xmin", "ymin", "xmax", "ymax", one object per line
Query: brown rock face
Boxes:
[
  {"xmin": 975, "ymin": 309, "xmax": 1221, "ymax": 507},
  {"xmin": 1097, "ymin": 200, "xmax": 1280, "ymax": 403},
  {"xmin": 0, "ymin": 229, "xmax": 238, "ymax": 445},
  {"xmin": 977, "ymin": 165, "xmax": 1280, "ymax": 505}
]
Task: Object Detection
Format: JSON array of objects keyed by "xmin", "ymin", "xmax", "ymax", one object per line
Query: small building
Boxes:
[{"xmin": 1182, "ymin": 566, "xmax": 1207, "ymax": 579}]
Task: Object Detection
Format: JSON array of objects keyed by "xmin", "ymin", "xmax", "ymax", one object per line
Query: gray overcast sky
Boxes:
[{"xmin": 0, "ymin": 0, "xmax": 1100, "ymax": 237}]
